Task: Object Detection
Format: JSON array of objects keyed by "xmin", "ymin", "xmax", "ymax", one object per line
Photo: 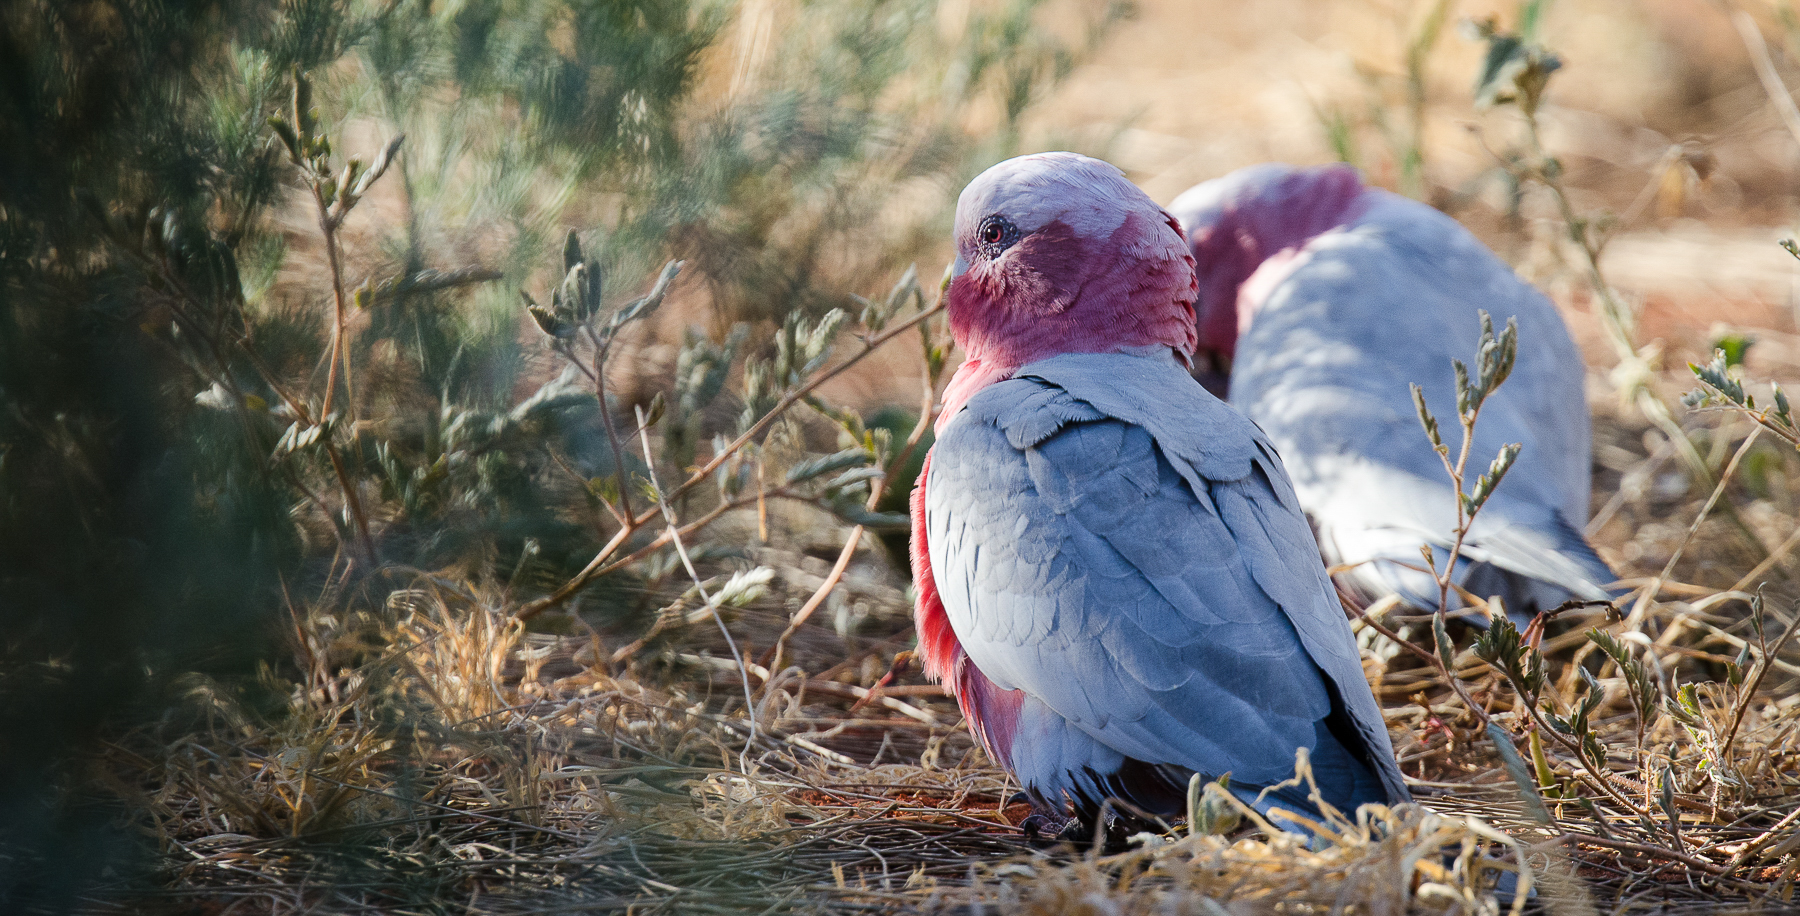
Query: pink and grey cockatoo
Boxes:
[
  {"xmin": 1165, "ymin": 164, "xmax": 1616, "ymax": 625},
  {"xmin": 910, "ymin": 152, "xmax": 1409, "ymax": 837}
]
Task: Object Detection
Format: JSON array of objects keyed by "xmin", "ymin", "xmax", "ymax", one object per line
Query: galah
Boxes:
[
  {"xmin": 911, "ymin": 152, "xmax": 1410, "ymax": 836},
  {"xmin": 1167, "ymin": 164, "xmax": 1616, "ymax": 624}
]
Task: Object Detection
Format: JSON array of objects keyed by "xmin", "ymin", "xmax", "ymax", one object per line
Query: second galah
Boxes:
[
  {"xmin": 1167, "ymin": 164, "xmax": 1617, "ymax": 624},
  {"xmin": 912, "ymin": 152, "xmax": 1409, "ymax": 838}
]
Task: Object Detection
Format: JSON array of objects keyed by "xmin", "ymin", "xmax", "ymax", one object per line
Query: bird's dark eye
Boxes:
[{"xmin": 975, "ymin": 215, "xmax": 1018, "ymax": 256}]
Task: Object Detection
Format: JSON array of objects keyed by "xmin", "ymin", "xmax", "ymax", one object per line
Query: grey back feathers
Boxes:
[
  {"xmin": 925, "ymin": 352, "xmax": 1409, "ymax": 816},
  {"xmin": 1170, "ymin": 172, "xmax": 1617, "ymax": 621}
]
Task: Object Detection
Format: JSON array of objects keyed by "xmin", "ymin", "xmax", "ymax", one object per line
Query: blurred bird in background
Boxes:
[
  {"xmin": 912, "ymin": 152, "xmax": 1410, "ymax": 840},
  {"xmin": 1168, "ymin": 163, "xmax": 1617, "ymax": 626}
]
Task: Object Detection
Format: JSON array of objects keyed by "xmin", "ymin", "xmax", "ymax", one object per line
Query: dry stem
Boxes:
[{"xmin": 521, "ymin": 294, "xmax": 946, "ymax": 619}]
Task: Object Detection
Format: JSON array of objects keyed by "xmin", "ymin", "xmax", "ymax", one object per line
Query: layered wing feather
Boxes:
[
  {"xmin": 925, "ymin": 352, "xmax": 1408, "ymax": 808},
  {"xmin": 1223, "ymin": 190, "xmax": 1616, "ymax": 616}
]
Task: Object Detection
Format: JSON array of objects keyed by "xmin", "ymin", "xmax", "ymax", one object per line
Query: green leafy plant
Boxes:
[{"xmin": 1685, "ymin": 347, "xmax": 1800, "ymax": 453}]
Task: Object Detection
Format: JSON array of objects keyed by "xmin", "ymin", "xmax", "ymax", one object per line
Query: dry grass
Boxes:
[{"xmin": 97, "ymin": 479, "xmax": 1800, "ymax": 914}]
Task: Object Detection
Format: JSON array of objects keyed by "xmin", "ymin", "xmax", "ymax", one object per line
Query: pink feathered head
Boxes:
[
  {"xmin": 939, "ymin": 152, "xmax": 1199, "ymax": 421},
  {"xmin": 1168, "ymin": 163, "xmax": 1369, "ymax": 366}
]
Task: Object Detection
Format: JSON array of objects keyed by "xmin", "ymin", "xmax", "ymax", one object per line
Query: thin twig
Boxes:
[
  {"xmin": 1548, "ymin": 832, "xmax": 1730, "ymax": 877},
  {"xmin": 1718, "ymin": 802, "xmax": 1800, "ymax": 877},
  {"xmin": 1729, "ymin": 523, "xmax": 1800, "ymax": 594},
  {"xmin": 584, "ymin": 324, "xmax": 635, "ymax": 522},
  {"xmin": 294, "ymin": 130, "xmax": 381, "ymax": 565},
  {"xmin": 532, "ymin": 491, "xmax": 822, "ymax": 629},
  {"xmin": 761, "ymin": 527, "xmax": 863, "ymax": 674},
  {"xmin": 635, "ymin": 404, "xmax": 756, "ymax": 768},
  {"xmin": 1734, "ymin": 10, "xmax": 1800, "ymax": 153},
  {"xmin": 312, "ymin": 181, "xmax": 353, "ymax": 425},
  {"xmin": 1717, "ymin": 605, "xmax": 1800, "ymax": 765},
  {"xmin": 1343, "ymin": 588, "xmax": 1494, "ymax": 733},
  {"xmin": 759, "ymin": 370, "xmax": 942, "ymax": 676},
  {"xmin": 680, "ymin": 653, "xmax": 942, "ymax": 726},
  {"xmin": 1432, "ymin": 377, "xmax": 1492, "ymax": 617},
  {"xmin": 1622, "ymin": 426, "xmax": 1763, "ymax": 632},
  {"xmin": 1343, "ymin": 591, "xmax": 1438, "ymax": 668},
  {"xmin": 523, "ymin": 295, "xmax": 945, "ymax": 618},
  {"xmin": 368, "ymin": 266, "xmax": 502, "ymax": 303},
  {"xmin": 1509, "ymin": 99, "xmax": 1713, "ymax": 489},
  {"xmin": 1586, "ymin": 436, "xmax": 1674, "ymax": 538}
]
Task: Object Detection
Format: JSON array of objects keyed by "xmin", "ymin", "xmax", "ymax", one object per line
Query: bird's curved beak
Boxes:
[{"xmin": 948, "ymin": 254, "xmax": 968, "ymax": 284}]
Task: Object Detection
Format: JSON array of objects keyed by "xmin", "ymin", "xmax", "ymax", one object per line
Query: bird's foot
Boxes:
[
  {"xmin": 1018, "ymin": 811, "xmax": 1078, "ymax": 847},
  {"xmin": 1020, "ymin": 807, "xmax": 1149, "ymax": 852}
]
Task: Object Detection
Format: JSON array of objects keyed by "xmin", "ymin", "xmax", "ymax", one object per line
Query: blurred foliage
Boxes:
[
  {"xmin": 1, "ymin": 1, "xmax": 290, "ymax": 909},
  {"xmin": 1686, "ymin": 346, "xmax": 1800, "ymax": 454},
  {"xmin": 1313, "ymin": 0, "xmax": 1451, "ymax": 201},
  {"xmin": 0, "ymin": 0, "xmax": 1120, "ymax": 908}
]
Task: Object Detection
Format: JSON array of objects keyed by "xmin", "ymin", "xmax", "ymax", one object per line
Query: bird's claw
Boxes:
[{"xmin": 1019, "ymin": 811, "xmax": 1078, "ymax": 846}]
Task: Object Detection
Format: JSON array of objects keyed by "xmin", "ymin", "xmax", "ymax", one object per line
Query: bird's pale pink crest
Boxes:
[{"xmin": 937, "ymin": 152, "xmax": 1199, "ymax": 427}]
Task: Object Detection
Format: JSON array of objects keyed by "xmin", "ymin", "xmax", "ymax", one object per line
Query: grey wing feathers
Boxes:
[
  {"xmin": 927, "ymin": 352, "xmax": 1407, "ymax": 804},
  {"xmin": 1225, "ymin": 190, "xmax": 1615, "ymax": 615}
]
